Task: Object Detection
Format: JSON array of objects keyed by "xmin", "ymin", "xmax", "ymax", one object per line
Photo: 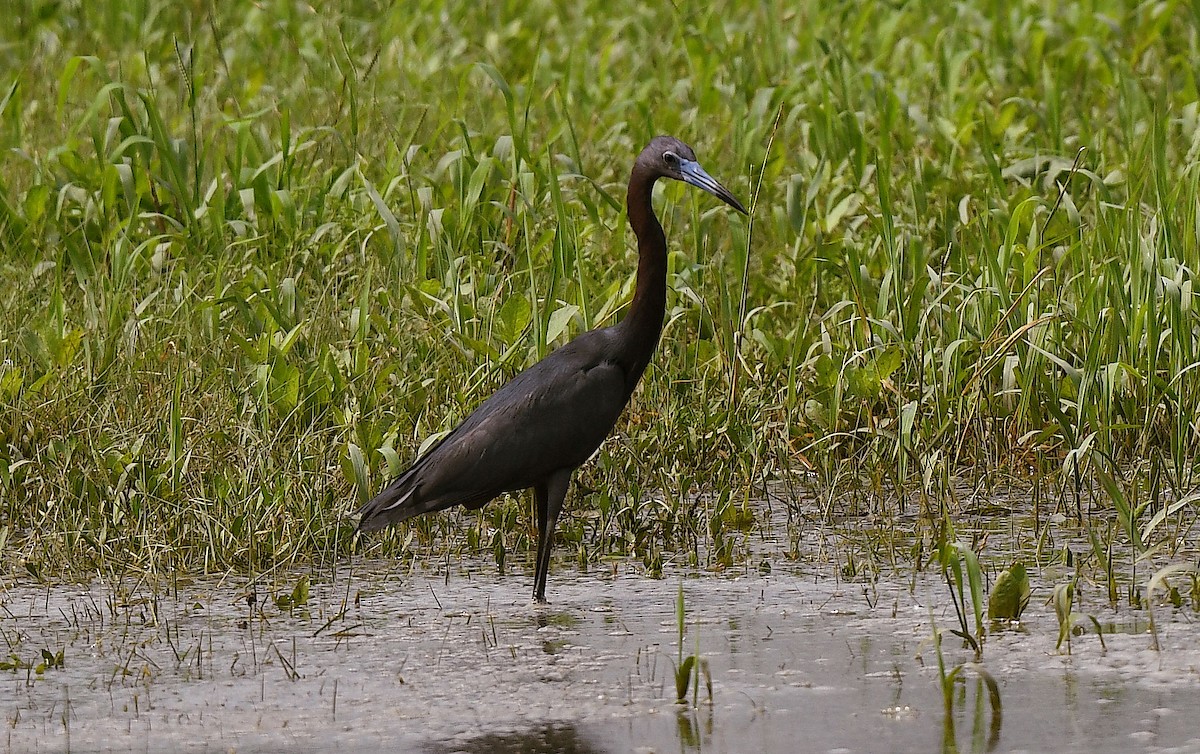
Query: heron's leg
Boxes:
[
  {"xmin": 532, "ymin": 480, "xmax": 548, "ymax": 599},
  {"xmin": 533, "ymin": 469, "xmax": 571, "ymax": 603}
]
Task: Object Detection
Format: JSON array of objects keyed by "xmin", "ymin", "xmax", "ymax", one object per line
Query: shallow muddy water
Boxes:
[{"xmin": 2, "ymin": 555, "xmax": 1199, "ymax": 753}]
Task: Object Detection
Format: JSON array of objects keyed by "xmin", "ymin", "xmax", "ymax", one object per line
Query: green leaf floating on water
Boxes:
[{"xmin": 988, "ymin": 562, "xmax": 1031, "ymax": 621}]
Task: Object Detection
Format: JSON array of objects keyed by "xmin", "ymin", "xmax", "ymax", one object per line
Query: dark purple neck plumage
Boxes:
[{"xmin": 615, "ymin": 164, "xmax": 667, "ymax": 387}]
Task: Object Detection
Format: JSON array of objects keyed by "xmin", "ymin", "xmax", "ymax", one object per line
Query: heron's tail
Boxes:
[{"xmin": 356, "ymin": 469, "xmax": 426, "ymax": 532}]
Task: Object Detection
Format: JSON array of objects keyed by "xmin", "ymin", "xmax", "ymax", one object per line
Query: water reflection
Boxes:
[
  {"xmin": 424, "ymin": 723, "xmax": 604, "ymax": 754},
  {"xmin": 941, "ymin": 670, "xmax": 1002, "ymax": 753},
  {"xmin": 676, "ymin": 708, "xmax": 714, "ymax": 750}
]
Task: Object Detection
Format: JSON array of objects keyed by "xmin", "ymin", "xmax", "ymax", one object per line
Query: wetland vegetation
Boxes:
[{"xmin": 1, "ymin": 1, "xmax": 1199, "ymax": 748}]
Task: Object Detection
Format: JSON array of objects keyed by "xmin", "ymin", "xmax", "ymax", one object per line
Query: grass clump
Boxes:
[{"xmin": 0, "ymin": 0, "xmax": 1198, "ymax": 582}]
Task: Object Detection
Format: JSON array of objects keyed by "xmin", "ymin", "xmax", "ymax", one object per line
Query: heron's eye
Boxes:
[{"xmin": 663, "ymin": 151, "xmax": 678, "ymax": 167}]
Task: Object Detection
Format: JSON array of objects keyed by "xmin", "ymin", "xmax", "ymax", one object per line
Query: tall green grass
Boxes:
[{"xmin": 1, "ymin": 0, "xmax": 1198, "ymax": 582}]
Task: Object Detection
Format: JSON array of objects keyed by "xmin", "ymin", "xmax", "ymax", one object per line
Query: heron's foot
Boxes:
[{"xmin": 533, "ymin": 593, "xmax": 549, "ymax": 605}]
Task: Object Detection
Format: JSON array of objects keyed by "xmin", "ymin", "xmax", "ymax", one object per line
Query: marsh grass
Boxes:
[{"xmin": 0, "ymin": 0, "xmax": 1198, "ymax": 605}]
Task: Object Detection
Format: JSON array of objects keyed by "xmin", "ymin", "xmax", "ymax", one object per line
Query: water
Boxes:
[{"xmin": 3, "ymin": 555, "xmax": 1198, "ymax": 753}]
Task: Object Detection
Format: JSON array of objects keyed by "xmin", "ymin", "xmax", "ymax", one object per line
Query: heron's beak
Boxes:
[{"xmin": 679, "ymin": 160, "xmax": 748, "ymax": 215}]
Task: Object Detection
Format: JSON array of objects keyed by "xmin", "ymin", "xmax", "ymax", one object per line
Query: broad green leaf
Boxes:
[
  {"xmin": 545, "ymin": 304, "xmax": 579, "ymax": 343},
  {"xmin": 495, "ymin": 295, "xmax": 532, "ymax": 345},
  {"xmin": 988, "ymin": 562, "xmax": 1031, "ymax": 621}
]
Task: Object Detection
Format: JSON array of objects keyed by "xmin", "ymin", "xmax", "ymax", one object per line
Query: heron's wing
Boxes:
[
  {"xmin": 357, "ymin": 332, "xmax": 631, "ymax": 529},
  {"xmin": 429, "ymin": 352, "xmax": 629, "ymax": 491}
]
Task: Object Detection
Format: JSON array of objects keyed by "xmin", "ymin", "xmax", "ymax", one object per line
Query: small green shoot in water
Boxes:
[
  {"xmin": 1145, "ymin": 564, "xmax": 1199, "ymax": 651},
  {"xmin": 1051, "ymin": 581, "xmax": 1105, "ymax": 655},
  {"xmin": 274, "ymin": 575, "xmax": 311, "ymax": 612},
  {"xmin": 35, "ymin": 648, "xmax": 65, "ymax": 675},
  {"xmin": 988, "ymin": 562, "xmax": 1031, "ymax": 623},
  {"xmin": 673, "ymin": 582, "xmax": 711, "ymax": 706},
  {"xmin": 0, "ymin": 653, "xmax": 30, "ymax": 673},
  {"xmin": 938, "ymin": 533, "xmax": 985, "ymax": 657},
  {"xmin": 0, "ymin": 648, "xmax": 64, "ymax": 676}
]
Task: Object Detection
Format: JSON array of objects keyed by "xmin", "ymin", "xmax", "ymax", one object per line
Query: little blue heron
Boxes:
[{"xmin": 357, "ymin": 135, "xmax": 747, "ymax": 602}]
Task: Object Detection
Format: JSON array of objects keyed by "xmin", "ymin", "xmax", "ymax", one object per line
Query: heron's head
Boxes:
[{"xmin": 638, "ymin": 135, "xmax": 747, "ymax": 214}]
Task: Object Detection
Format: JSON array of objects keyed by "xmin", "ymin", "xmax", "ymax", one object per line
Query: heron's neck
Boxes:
[{"xmin": 619, "ymin": 169, "xmax": 667, "ymax": 374}]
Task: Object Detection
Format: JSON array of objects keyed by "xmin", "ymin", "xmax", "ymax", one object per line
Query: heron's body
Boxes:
[
  {"xmin": 357, "ymin": 136, "xmax": 746, "ymax": 602},
  {"xmin": 363, "ymin": 328, "xmax": 635, "ymax": 518}
]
